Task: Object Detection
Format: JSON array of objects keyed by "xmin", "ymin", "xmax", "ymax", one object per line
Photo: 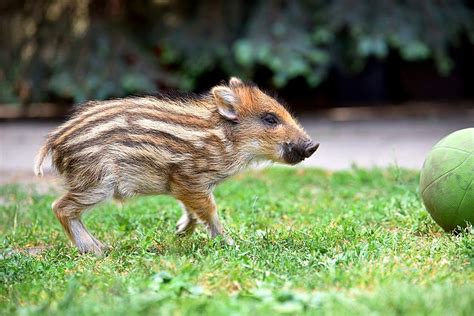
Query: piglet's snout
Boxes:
[
  {"xmin": 283, "ymin": 140, "xmax": 319, "ymax": 164},
  {"xmin": 294, "ymin": 140, "xmax": 319, "ymax": 158},
  {"xmin": 304, "ymin": 141, "xmax": 319, "ymax": 158}
]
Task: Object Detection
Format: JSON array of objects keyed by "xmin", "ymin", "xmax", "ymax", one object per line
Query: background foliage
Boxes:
[{"xmin": 1, "ymin": 0, "xmax": 473, "ymax": 103}]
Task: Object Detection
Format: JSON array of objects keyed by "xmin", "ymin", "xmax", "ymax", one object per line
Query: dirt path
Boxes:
[{"xmin": 299, "ymin": 116, "xmax": 473, "ymax": 170}]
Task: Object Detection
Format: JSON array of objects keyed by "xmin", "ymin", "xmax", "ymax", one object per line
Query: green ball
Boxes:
[{"xmin": 420, "ymin": 128, "xmax": 474, "ymax": 232}]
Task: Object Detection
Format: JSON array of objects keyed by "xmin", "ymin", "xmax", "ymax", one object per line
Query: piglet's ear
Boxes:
[
  {"xmin": 212, "ymin": 86, "xmax": 239, "ymax": 122},
  {"xmin": 229, "ymin": 77, "xmax": 243, "ymax": 88}
]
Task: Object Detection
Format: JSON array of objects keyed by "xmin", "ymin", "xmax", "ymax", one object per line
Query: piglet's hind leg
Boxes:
[
  {"xmin": 175, "ymin": 207, "xmax": 197, "ymax": 236},
  {"xmin": 52, "ymin": 192, "xmax": 108, "ymax": 255}
]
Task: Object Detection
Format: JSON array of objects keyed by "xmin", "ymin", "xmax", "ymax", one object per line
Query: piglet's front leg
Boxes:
[{"xmin": 176, "ymin": 192, "xmax": 234, "ymax": 245}]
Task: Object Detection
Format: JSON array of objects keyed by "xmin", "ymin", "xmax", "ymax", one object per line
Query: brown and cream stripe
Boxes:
[{"xmin": 35, "ymin": 95, "xmax": 229, "ymax": 177}]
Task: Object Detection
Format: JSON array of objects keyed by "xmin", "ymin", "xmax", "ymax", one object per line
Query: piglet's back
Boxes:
[{"xmin": 34, "ymin": 95, "xmax": 224, "ymax": 191}]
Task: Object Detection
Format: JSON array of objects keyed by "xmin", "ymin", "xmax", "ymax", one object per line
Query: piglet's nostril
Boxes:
[{"xmin": 304, "ymin": 142, "xmax": 319, "ymax": 158}]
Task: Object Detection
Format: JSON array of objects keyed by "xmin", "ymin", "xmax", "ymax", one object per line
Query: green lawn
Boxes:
[{"xmin": 1, "ymin": 168, "xmax": 473, "ymax": 315}]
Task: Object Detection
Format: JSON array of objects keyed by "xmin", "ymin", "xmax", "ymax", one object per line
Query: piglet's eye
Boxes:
[{"xmin": 261, "ymin": 113, "xmax": 280, "ymax": 127}]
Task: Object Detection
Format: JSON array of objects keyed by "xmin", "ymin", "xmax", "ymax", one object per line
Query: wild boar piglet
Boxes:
[{"xmin": 34, "ymin": 77, "xmax": 319, "ymax": 255}]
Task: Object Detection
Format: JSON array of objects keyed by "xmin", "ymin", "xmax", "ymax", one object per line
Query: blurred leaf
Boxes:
[
  {"xmin": 121, "ymin": 73, "xmax": 155, "ymax": 93},
  {"xmin": 234, "ymin": 40, "xmax": 254, "ymax": 67},
  {"xmin": 358, "ymin": 37, "xmax": 388, "ymax": 58},
  {"xmin": 312, "ymin": 29, "xmax": 333, "ymax": 44},
  {"xmin": 400, "ymin": 41, "xmax": 430, "ymax": 61}
]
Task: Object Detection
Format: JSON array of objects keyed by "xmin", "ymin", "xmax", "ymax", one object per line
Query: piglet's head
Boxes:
[{"xmin": 212, "ymin": 77, "xmax": 319, "ymax": 165}]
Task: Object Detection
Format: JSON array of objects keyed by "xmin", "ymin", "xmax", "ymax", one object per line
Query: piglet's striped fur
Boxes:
[{"xmin": 34, "ymin": 77, "xmax": 319, "ymax": 255}]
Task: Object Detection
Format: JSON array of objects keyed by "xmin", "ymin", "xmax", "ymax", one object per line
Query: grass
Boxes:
[{"xmin": 0, "ymin": 167, "xmax": 473, "ymax": 315}]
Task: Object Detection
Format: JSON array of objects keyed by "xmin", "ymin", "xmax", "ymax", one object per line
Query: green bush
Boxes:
[{"xmin": 1, "ymin": 0, "xmax": 473, "ymax": 103}]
